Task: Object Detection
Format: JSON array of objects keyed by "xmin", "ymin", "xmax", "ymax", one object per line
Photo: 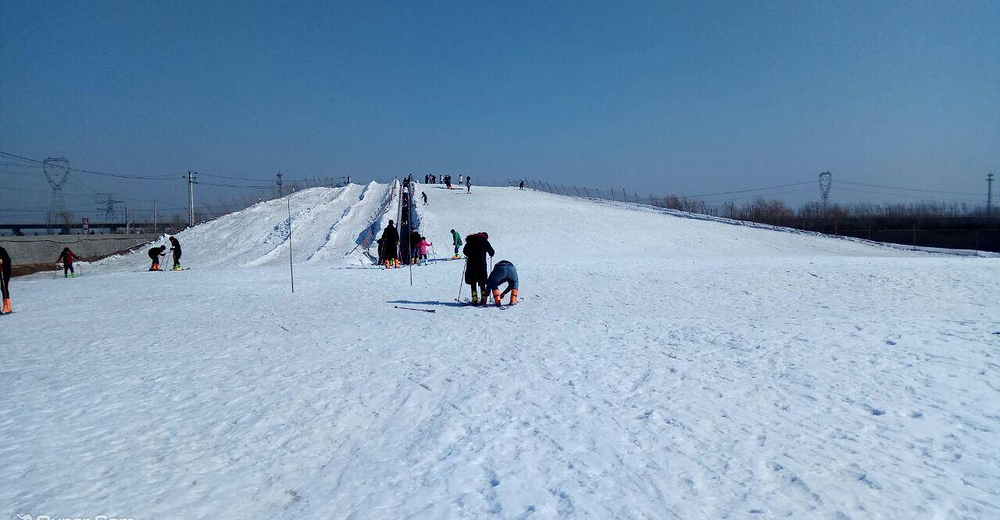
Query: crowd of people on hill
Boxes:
[
  {"xmin": 376, "ymin": 222, "xmax": 517, "ymax": 306},
  {"xmin": 421, "ymin": 173, "xmax": 473, "ymax": 193}
]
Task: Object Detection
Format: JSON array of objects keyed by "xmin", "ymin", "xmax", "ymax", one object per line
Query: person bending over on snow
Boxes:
[
  {"xmin": 487, "ymin": 260, "xmax": 519, "ymax": 306},
  {"xmin": 463, "ymin": 232, "xmax": 494, "ymax": 305},
  {"xmin": 168, "ymin": 236, "xmax": 183, "ymax": 271},
  {"xmin": 450, "ymin": 229, "xmax": 462, "ymax": 259},
  {"xmin": 381, "ymin": 220, "xmax": 400, "ymax": 268},
  {"xmin": 56, "ymin": 247, "xmax": 78, "ymax": 278},
  {"xmin": 416, "ymin": 236, "xmax": 433, "ymax": 265},
  {"xmin": 148, "ymin": 245, "xmax": 167, "ymax": 271},
  {"xmin": 0, "ymin": 245, "xmax": 11, "ymax": 314}
]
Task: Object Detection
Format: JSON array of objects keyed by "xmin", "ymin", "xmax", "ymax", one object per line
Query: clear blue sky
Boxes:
[{"xmin": 1, "ymin": 0, "xmax": 998, "ymax": 218}]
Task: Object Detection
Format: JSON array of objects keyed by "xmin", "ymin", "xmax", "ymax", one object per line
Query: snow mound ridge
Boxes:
[{"xmin": 94, "ymin": 182, "xmax": 396, "ymax": 272}]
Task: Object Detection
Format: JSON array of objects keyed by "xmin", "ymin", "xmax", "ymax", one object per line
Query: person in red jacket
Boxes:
[{"xmin": 56, "ymin": 247, "xmax": 78, "ymax": 278}]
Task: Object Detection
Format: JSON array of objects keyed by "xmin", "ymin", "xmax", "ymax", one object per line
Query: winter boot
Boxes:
[
  {"xmin": 510, "ymin": 289, "xmax": 518, "ymax": 305},
  {"xmin": 492, "ymin": 289, "xmax": 502, "ymax": 306},
  {"xmin": 71, "ymin": 272, "xmax": 75, "ymax": 278},
  {"xmin": 470, "ymin": 286, "xmax": 479, "ymax": 305},
  {"xmin": 64, "ymin": 273, "xmax": 68, "ymax": 278},
  {"xmin": 1, "ymin": 298, "xmax": 10, "ymax": 314}
]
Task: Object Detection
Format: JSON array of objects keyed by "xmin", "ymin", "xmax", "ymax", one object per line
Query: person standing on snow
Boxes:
[
  {"xmin": 458, "ymin": 174, "xmax": 463, "ymax": 184},
  {"xmin": 416, "ymin": 236, "xmax": 433, "ymax": 265},
  {"xmin": 466, "ymin": 176, "xmax": 472, "ymax": 194},
  {"xmin": 463, "ymin": 232, "xmax": 494, "ymax": 305},
  {"xmin": 56, "ymin": 247, "xmax": 78, "ymax": 278},
  {"xmin": 422, "ymin": 191, "xmax": 428, "ymax": 205},
  {"xmin": 450, "ymin": 229, "xmax": 462, "ymax": 259},
  {"xmin": 380, "ymin": 220, "xmax": 400, "ymax": 268},
  {"xmin": 519, "ymin": 180, "xmax": 525, "ymax": 190},
  {"xmin": 0, "ymin": 245, "xmax": 11, "ymax": 314},
  {"xmin": 487, "ymin": 260, "xmax": 519, "ymax": 306},
  {"xmin": 168, "ymin": 236, "xmax": 183, "ymax": 271},
  {"xmin": 409, "ymin": 229, "xmax": 421, "ymax": 264},
  {"xmin": 148, "ymin": 245, "xmax": 167, "ymax": 271}
]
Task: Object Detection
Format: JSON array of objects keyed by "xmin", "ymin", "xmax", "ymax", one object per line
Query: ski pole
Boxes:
[{"xmin": 457, "ymin": 261, "xmax": 466, "ymax": 301}]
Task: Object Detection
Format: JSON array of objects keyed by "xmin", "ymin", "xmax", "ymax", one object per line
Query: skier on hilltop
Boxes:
[
  {"xmin": 450, "ymin": 229, "xmax": 462, "ymax": 259},
  {"xmin": 487, "ymin": 260, "xmax": 519, "ymax": 306},
  {"xmin": 56, "ymin": 247, "xmax": 78, "ymax": 278},
  {"xmin": 168, "ymin": 236, "xmax": 183, "ymax": 271},
  {"xmin": 463, "ymin": 232, "xmax": 494, "ymax": 305},
  {"xmin": 380, "ymin": 220, "xmax": 400, "ymax": 268},
  {"xmin": 466, "ymin": 176, "xmax": 472, "ymax": 194},
  {"xmin": 148, "ymin": 245, "xmax": 167, "ymax": 271},
  {"xmin": 0, "ymin": 245, "xmax": 11, "ymax": 315}
]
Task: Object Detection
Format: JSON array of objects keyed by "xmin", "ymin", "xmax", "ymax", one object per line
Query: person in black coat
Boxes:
[
  {"xmin": 167, "ymin": 236, "xmax": 183, "ymax": 270},
  {"xmin": 463, "ymin": 232, "xmax": 494, "ymax": 305},
  {"xmin": 148, "ymin": 245, "xmax": 167, "ymax": 271},
  {"xmin": 0, "ymin": 245, "xmax": 11, "ymax": 314},
  {"xmin": 381, "ymin": 220, "xmax": 399, "ymax": 268}
]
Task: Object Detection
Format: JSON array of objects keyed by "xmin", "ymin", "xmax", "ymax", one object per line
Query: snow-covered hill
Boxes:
[
  {"xmin": 3, "ymin": 184, "xmax": 999, "ymax": 519},
  {"xmin": 93, "ymin": 181, "xmax": 397, "ymax": 272}
]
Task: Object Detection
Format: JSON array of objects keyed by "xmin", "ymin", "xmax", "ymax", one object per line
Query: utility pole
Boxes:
[
  {"xmin": 988, "ymin": 172, "xmax": 995, "ymax": 215},
  {"xmin": 277, "ymin": 171, "xmax": 284, "ymax": 197},
  {"xmin": 125, "ymin": 204, "xmax": 130, "ymax": 235},
  {"xmin": 187, "ymin": 171, "xmax": 197, "ymax": 227},
  {"xmin": 153, "ymin": 199, "xmax": 157, "ymax": 235}
]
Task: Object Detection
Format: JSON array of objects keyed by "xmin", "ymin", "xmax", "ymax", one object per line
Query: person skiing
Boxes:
[
  {"xmin": 168, "ymin": 236, "xmax": 183, "ymax": 271},
  {"xmin": 466, "ymin": 176, "xmax": 472, "ymax": 194},
  {"xmin": 519, "ymin": 180, "xmax": 525, "ymax": 190},
  {"xmin": 380, "ymin": 220, "xmax": 400, "ymax": 268},
  {"xmin": 0, "ymin": 245, "xmax": 11, "ymax": 315},
  {"xmin": 445, "ymin": 175, "xmax": 452, "ymax": 190},
  {"xmin": 421, "ymin": 191, "xmax": 428, "ymax": 205},
  {"xmin": 487, "ymin": 260, "xmax": 519, "ymax": 306},
  {"xmin": 424, "ymin": 174, "xmax": 429, "ymax": 184},
  {"xmin": 463, "ymin": 232, "xmax": 494, "ymax": 305},
  {"xmin": 416, "ymin": 236, "xmax": 433, "ymax": 265},
  {"xmin": 148, "ymin": 245, "xmax": 167, "ymax": 271},
  {"xmin": 450, "ymin": 229, "xmax": 463, "ymax": 259},
  {"xmin": 56, "ymin": 247, "xmax": 78, "ymax": 278}
]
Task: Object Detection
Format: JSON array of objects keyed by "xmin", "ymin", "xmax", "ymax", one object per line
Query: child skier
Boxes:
[
  {"xmin": 168, "ymin": 236, "xmax": 183, "ymax": 270},
  {"xmin": 463, "ymin": 232, "xmax": 494, "ymax": 305},
  {"xmin": 0, "ymin": 245, "xmax": 11, "ymax": 314},
  {"xmin": 56, "ymin": 247, "xmax": 78, "ymax": 278},
  {"xmin": 450, "ymin": 229, "xmax": 462, "ymax": 259},
  {"xmin": 416, "ymin": 236, "xmax": 433, "ymax": 265},
  {"xmin": 487, "ymin": 260, "xmax": 519, "ymax": 306},
  {"xmin": 148, "ymin": 245, "xmax": 167, "ymax": 271}
]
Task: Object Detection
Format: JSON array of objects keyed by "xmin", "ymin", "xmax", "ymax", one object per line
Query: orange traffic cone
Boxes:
[{"xmin": 1, "ymin": 298, "xmax": 11, "ymax": 314}]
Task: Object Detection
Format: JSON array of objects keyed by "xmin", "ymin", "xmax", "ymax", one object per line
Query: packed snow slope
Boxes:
[
  {"xmin": 94, "ymin": 181, "xmax": 395, "ymax": 271},
  {"xmin": 3, "ymin": 185, "xmax": 1000, "ymax": 520}
]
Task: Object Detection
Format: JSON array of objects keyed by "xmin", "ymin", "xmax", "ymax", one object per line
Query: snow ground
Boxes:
[{"xmin": 2, "ymin": 185, "xmax": 999, "ymax": 519}]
